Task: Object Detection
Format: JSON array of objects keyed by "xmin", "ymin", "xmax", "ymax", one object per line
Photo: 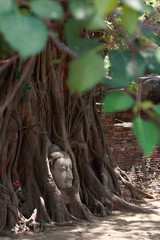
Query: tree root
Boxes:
[
  {"xmin": 112, "ymin": 194, "xmax": 159, "ymax": 215},
  {"xmin": 0, "ymin": 231, "xmax": 18, "ymax": 239},
  {"xmin": 116, "ymin": 167, "xmax": 155, "ymax": 200},
  {"xmin": 0, "ymin": 183, "xmax": 18, "ymax": 231}
]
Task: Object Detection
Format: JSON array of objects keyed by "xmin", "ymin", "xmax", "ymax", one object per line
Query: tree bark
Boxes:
[{"xmin": 0, "ymin": 41, "xmax": 150, "ymax": 233}]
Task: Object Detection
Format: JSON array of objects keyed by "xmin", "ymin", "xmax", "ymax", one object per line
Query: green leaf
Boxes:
[
  {"xmin": 133, "ymin": 117, "xmax": 158, "ymax": 155},
  {"xmin": 0, "ymin": 13, "xmax": 47, "ymax": 58},
  {"xmin": 105, "ymin": 50, "xmax": 132, "ymax": 87},
  {"xmin": 144, "ymin": 3, "xmax": 155, "ymax": 13},
  {"xmin": 94, "ymin": 0, "xmax": 119, "ymax": 17},
  {"xmin": 64, "ymin": 18, "xmax": 83, "ymax": 48},
  {"xmin": 122, "ymin": 0, "xmax": 145, "ymax": 11},
  {"xmin": 153, "ymin": 104, "xmax": 160, "ymax": 115},
  {"xmin": 103, "ymin": 92, "xmax": 135, "ymax": 113},
  {"xmin": 139, "ymin": 49, "xmax": 160, "ymax": 74},
  {"xmin": 123, "ymin": 6, "xmax": 138, "ymax": 34},
  {"xmin": 103, "ymin": 50, "xmax": 146, "ymax": 88},
  {"xmin": 30, "ymin": 0, "xmax": 63, "ymax": 20},
  {"xmin": 86, "ymin": 15, "xmax": 107, "ymax": 30},
  {"xmin": 139, "ymin": 100, "xmax": 153, "ymax": 110},
  {"xmin": 68, "ymin": 51, "xmax": 104, "ymax": 92},
  {"xmin": 128, "ymin": 81, "xmax": 138, "ymax": 90},
  {"xmin": 74, "ymin": 38, "xmax": 100, "ymax": 55},
  {"xmin": 69, "ymin": 0, "xmax": 94, "ymax": 20},
  {"xmin": 141, "ymin": 29, "xmax": 160, "ymax": 46},
  {"xmin": 0, "ymin": 0, "xmax": 15, "ymax": 14},
  {"xmin": 0, "ymin": 33, "xmax": 13, "ymax": 57},
  {"xmin": 155, "ymin": 48, "xmax": 160, "ymax": 64}
]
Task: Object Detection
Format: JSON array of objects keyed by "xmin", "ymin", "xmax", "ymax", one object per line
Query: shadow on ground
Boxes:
[{"xmin": 3, "ymin": 201, "xmax": 160, "ymax": 240}]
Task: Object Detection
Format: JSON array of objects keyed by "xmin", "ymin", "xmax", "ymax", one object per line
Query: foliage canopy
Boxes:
[{"xmin": 0, "ymin": 0, "xmax": 160, "ymax": 155}]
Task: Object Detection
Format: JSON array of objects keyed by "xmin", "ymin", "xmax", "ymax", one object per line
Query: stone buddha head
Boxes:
[{"xmin": 49, "ymin": 150, "xmax": 73, "ymax": 189}]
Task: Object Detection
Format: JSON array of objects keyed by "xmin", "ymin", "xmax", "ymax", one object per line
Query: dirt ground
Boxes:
[
  {"xmin": 2, "ymin": 200, "xmax": 160, "ymax": 240},
  {"xmin": 2, "ymin": 169, "xmax": 160, "ymax": 240}
]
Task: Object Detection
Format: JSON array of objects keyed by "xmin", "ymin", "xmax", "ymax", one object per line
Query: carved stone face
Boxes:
[{"xmin": 51, "ymin": 154, "xmax": 73, "ymax": 189}]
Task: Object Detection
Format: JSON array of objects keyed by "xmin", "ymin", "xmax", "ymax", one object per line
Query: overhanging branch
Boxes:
[{"xmin": 0, "ymin": 56, "xmax": 36, "ymax": 117}]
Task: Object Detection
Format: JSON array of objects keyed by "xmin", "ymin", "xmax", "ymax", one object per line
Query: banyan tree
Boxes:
[
  {"xmin": 0, "ymin": 41, "xmax": 154, "ymax": 235},
  {"xmin": 0, "ymin": 0, "xmax": 159, "ymax": 236}
]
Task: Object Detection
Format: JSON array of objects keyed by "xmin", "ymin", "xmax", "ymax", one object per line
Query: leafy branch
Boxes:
[{"xmin": 0, "ymin": 0, "xmax": 160, "ymax": 155}]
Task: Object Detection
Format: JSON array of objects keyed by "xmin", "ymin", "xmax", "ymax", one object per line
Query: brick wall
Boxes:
[{"xmin": 101, "ymin": 110, "xmax": 160, "ymax": 170}]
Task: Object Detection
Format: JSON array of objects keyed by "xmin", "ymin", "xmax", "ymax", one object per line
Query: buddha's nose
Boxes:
[{"xmin": 67, "ymin": 169, "xmax": 73, "ymax": 180}]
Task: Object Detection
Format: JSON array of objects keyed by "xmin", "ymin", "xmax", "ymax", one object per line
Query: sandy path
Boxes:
[{"xmin": 2, "ymin": 201, "xmax": 160, "ymax": 240}]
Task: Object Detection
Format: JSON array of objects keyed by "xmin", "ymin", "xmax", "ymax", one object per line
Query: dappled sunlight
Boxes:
[{"xmin": 11, "ymin": 203, "xmax": 160, "ymax": 240}]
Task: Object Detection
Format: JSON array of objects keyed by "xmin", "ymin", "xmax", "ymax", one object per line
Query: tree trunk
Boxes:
[{"xmin": 0, "ymin": 41, "xmax": 149, "ymax": 233}]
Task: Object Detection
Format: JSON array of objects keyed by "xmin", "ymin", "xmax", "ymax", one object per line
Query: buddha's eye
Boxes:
[{"xmin": 59, "ymin": 167, "xmax": 66, "ymax": 171}]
